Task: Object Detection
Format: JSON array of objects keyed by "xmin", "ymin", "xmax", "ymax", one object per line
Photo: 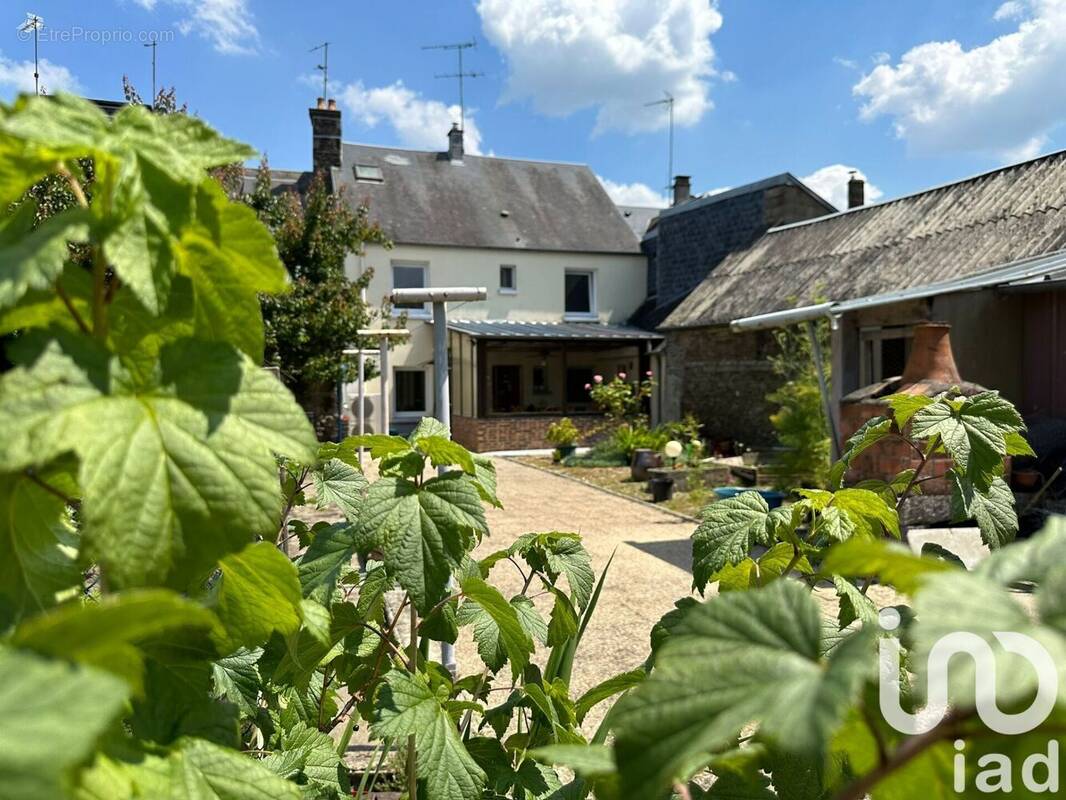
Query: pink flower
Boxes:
[
  {"xmin": 593, "ymin": 374, "xmax": 603, "ymax": 384},
  {"xmin": 618, "ymin": 372, "xmax": 627, "ymax": 380},
  {"xmin": 584, "ymin": 383, "xmax": 591, "ymax": 390},
  {"xmin": 645, "ymin": 370, "xmax": 654, "ymax": 378}
]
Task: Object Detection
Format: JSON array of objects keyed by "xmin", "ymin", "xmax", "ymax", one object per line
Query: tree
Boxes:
[{"xmin": 244, "ymin": 163, "xmax": 391, "ymax": 435}]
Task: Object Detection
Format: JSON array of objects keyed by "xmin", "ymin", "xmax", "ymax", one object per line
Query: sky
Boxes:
[{"xmin": 4, "ymin": 0, "xmax": 1066, "ymax": 211}]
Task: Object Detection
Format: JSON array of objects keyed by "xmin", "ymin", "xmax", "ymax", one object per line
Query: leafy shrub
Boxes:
[
  {"xmin": 546, "ymin": 416, "xmax": 580, "ymax": 446},
  {"xmin": 766, "ymin": 320, "xmax": 832, "ymax": 489},
  {"xmin": 587, "ymin": 371, "xmax": 654, "ymax": 425}
]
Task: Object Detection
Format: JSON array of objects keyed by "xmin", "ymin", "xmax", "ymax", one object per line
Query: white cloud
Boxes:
[
  {"xmin": 477, "ymin": 0, "xmax": 724, "ymax": 135},
  {"xmin": 994, "ymin": 1, "xmax": 1026, "ymax": 20},
  {"xmin": 134, "ymin": 0, "xmax": 259, "ymax": 55},
  {"xmin": 0, "ymin": 53, "xmax": 81, "ymax": 95},
  {"xmin": 800, "ymin": 165, "xmax": 883, "ymax": 211},
  {"xmin": 853, "ymin": 0, "xmax": 1066, "ymax": 160},
  {"xmin": 337, "ymin": 80, "xmax": 484, "ymax": 155},
  {"xmin": 597, "ymin": 175, "xmax": 666, "ymax": 207}
]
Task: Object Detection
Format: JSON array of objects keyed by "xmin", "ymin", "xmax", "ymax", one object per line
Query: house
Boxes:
[
  {"xmin": 307, "ymin": 101, "xmax": 656, "ymax": 450},
  {"xmin": 668, "ymin": 150, "xmax": 1066, "ymax": 453},
  {"xmin": 635, "ymin": 174, "xmax": 835, "ymax": 443}
]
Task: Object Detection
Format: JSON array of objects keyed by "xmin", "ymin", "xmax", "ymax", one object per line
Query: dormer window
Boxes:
[{"xmin": 354, "ymin": 164, "xmax": 384, "ymax": 183}]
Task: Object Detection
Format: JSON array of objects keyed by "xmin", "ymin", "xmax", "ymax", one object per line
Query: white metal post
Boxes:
[
  {"xmin": 433, "ymin": 301, "xmax": 449, "ymax": 433},
  {"xmin": 379, "ymin": 339, "xmax": 390, "ymax": 438}
]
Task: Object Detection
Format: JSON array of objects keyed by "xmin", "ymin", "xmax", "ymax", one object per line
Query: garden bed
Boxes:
[{"xmin": 513, "ymin": 456, "xmax": 715, "ymax": 518}]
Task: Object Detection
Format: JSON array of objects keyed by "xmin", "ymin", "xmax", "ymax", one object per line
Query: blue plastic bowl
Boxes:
[{"xmin": 713, "ymin": 487, "xmax": 786, "ymax": 509}]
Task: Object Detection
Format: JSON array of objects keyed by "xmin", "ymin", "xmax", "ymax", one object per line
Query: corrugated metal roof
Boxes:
[
  {"xmin": 332, "ymin": 143, "xmax": 642, "ymax": 254},
  {"xmin": 663, "ymin": 149, "xmax": 1066, "ymax": 329},
  {"xmin": 448, "ymin": 319, "xmax": 662, "ymax": 341}
]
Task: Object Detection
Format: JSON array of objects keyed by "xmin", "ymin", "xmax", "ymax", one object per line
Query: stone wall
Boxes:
[
  {"xmin": 452, "ymin": 414, "xmax": 605, "ymax": 453},
  {"xmin": 665, "ymin": 325, "xmax": 780, "ymax": 447}
]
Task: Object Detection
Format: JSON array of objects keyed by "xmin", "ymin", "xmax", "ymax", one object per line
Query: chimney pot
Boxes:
[
  {"xmin": 672, "ymin": 175, "xmax": 691, "ymax": 206},
  {"xmin": 316, "ymin": 96, "xmax": 326, "ymax": 109},
  {"xmin": 327, "ymin": 98, "xmax": 337, "ymax": 111},
  {"xmin": 447, "ymin": 123, "xmax": 464, "ymax": 162},
  {"xmin": 900, "ymin": 322, "xmax": 961, "ymax": 388},
  {"xmin": 847, "ymin": 170, "xmax": 865, "ymax": 209}
]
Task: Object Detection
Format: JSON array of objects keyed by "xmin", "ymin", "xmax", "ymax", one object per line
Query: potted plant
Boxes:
[{"xmin": 546, "ymin": 417, "xmax": 580, "ymax": 461}]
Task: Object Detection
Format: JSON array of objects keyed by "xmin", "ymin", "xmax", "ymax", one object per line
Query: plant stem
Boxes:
[
  {"xmin": 56, "ymin": 282, "xmax": 91, "ymax": 335},
  {"xmin": 407, "ymin": 603, "xmax": 418, "ymax": 800},
  {"xmin": 834, "ymin": 709, "xmax": 967, "ymax": 800},
  {"xmin": 895, "ymin": 434, "xmax": 940, "ymax": 515}
]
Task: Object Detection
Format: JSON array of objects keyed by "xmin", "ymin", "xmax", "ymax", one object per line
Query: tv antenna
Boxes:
[
  {"xmin": 645, "ymin": 91, "xmax": 675, "ymax": 196},
  {"xmin": 310, "ymin": 42, "xmax": 330, "ymax": 99},
  {"xmin": 144, "ymin": 37, "xmax": 158, "ymax": 105},
  {"xmin": 18, "ymin": 13, "xmax": 44, "ymax": 95},
  {"xmin": 422, "ymin": 39, "xmax": 482, "ymax": 131}
]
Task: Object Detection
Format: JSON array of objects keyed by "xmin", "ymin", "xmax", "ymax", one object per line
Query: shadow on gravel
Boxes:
[{"xmin": 625, "ymin": 539, "xmax": 692, "ymax": 573}]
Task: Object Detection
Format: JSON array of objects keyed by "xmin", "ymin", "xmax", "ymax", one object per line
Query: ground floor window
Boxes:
[{"xmin": 395, "ymin": 369, "xmax": 427, "ymax": 414}]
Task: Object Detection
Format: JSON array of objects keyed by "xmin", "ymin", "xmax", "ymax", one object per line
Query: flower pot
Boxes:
[
  {"xmin": 631, "ymin": 449, "xmax": 662, "ymax": 482},
  {"xmin": 649, "ymin": 467, "xmax": 689, "ymax": 492},
  {"xmin": 1012, "ymin": 468, "xmax": 1042, "ymax": 491},
  {"xmin": 650, "ymin": 476, "xmax": 675, "ymax": 503},
  {"xmin": 555, "ymin": 444, "xmax": 577, "ymax": 460}
]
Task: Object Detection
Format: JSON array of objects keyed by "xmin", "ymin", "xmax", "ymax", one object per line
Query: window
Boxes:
[
  {"xmin": 354, "ymin": 164, "xmax": 384, "ymax": 183},
  {"xmin": 491, "ymin": 365, "xmax": 522, "ymax": 412},
  {"xmin": 392, "ymin": 263, "xmax": 428, "ymax": 316},
  {"xmin": 564, "ymin": 270, "xmax": 595, "ymax": 317},
  {"xmin": 565, "ymin": 368, "xmax": 594, "ymax": 404},
  {"xmin": 532, "ymin": 365, "xmax": 550, "ymax": 395},
  {"xmin": 860, "ymin": 327, "xmax": 913, "ymax": 385},
  {"xmin": 395, "ymin": 369, "xmax": 427, "ymax": 414},
  {"xmin": 499, "ymin": 264, "xmax": 517, "ymax": 293}
]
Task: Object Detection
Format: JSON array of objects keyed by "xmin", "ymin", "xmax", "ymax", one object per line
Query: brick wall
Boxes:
[
  {"xmin": 452, "ymin": 414, "xmax": 605, "ymax": 453},
  {"xmin": 665, "ymin": 326, "xmax": 780, "ymax": 447}
]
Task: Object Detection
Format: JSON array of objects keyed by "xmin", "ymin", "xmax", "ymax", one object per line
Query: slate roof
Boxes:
[
  {"xmin": 448, "ymin": 319, "xmax": 661, "ymax": 341},
  {"xmin": 663, "ymin": 150, "xmax": 1066, "ymax": 329},
  {"xmin": 616, "ymin": 205, "xmax": 661, "ymax": 238},
  {"xmin": 332, "ymin": 144, "xmax": 642, "ymax": 254}
]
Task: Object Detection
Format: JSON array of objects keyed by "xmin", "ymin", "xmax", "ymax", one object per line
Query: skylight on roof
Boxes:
[{"xmin": 354, "ymin": 164, "xmax": 384, "ymax": 183}]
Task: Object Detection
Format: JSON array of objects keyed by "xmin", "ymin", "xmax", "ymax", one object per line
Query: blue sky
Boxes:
[{"xmin": 4, "ymin": 1, "xmax": 1065, "ymax": 210}]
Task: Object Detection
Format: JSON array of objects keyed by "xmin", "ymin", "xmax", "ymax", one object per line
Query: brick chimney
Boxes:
[
  {"xmin": 309, "ymin": 97, "xmax": 342, "ymax": 174},
  {"xmin": 672, "ymin": 175, "xmax": 691, "ymax": 206},
  {"xmin": 447, "ymin": 123, "xmax": 464, "ymax": 162},
  {"xmin": 847, "ymin": 171, "xmax": 865, "ymax": 209}
]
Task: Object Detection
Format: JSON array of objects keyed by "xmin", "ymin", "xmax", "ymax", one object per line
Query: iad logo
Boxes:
[{"xmin": 877, "ymin": 607, "xmax": 1060, "ymax": 793}]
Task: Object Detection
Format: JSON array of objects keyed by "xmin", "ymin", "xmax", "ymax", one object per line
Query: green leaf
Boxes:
[
  {"xmin": 0, "ymin": 467, "xmax": 80, "ymax": 626},
  {"xmin": 885, "ymin": 394, "xmax": 933, "ymax": 428},
  {"xmin": 974, "ymin": 515, "xmax": 1066, "ymax": 585},
  {"xmin": 950, "ymin": 472, "xmax": 1018, "ymax": 549},
  {"xmin": 0, "ymin": 203, "xmax": 89, "ymax": 312},
  {"xmin": 261, "ymin": 722, "xmax": 346, "ymax": 796},
  {"xmin": 514, "ymin": 532, "xmax": 597, "ymax": 611},
  {"xmin": 133, "ymin": 736, "xmax": 303, "ymax": 799},
  {"xmin": 820, "ymin": 537, "xmax": 958, "ymax": 594},
  {"xmin": 575, "ymin": 668, "xmax": 646, "ymax": 724},
  {"xmin": 11, "ymin": 589, "xmax": 219, "ymax": 691},
  {"xmin": 345, "ymin": 434, "xmax": 414, "ymax": 460},
  {"xmin": 459, "ymin": 576, "xmax": 535, "ymax": 678},
  {"xmin": 0, "ymin": 646, "xmax": 128, "ymax": 800},
  {"xmin": 830, "ymin": 415, "xmax": 893, "ymax": 488},
  {"xmin": 408, "ymin": 417, "xmax": 450, "ymax": 442},
  {"xmin": 371, "ymin": 670, "xmax": 487, "ymax": 800},
  {"xmin": 832, "ymin": 576, "xmax": 879, "ymax": 628},
  {"xmin": 472, "ymin": 455, "xmax": 503, "ymax": 509},
  {"xmin": 311, "ymin": 458, "xmax": 368, "ymax": 521},
  {"xmin": 415, "ymin": 435, "xmax": 476, "ymax": 475},
  {"xmin": 691, "ymin": 491, "xmax": 771, "ymax": 593},
  {"xmin": 531, "ymin": 743, "xmax": 616, "ymax": 778},
  {"xmin": 296, "ymin": 523, "xmax": 357, "ymax": 606},
  {"xmin": 513, "ymin": 593, "xmax": 550, "ymax": 645},
  {"xmin": 1004, "ymin": 430, "xmax": 1036, "ymax": 457},
  {"xmin": 362, "ymin": 473, "xmax": 487, "ymax": 613},
  {"xmin": 614, "ymin": 581, "xmax": 874, "ymax": 797},
  {"xmin": 832, "ymin": 488, "xmax": 901, "ymax": 539},
  {"xmin": 211, "ymin": 648, "xmax": 262, "ymax": 717},
  {"xmin": 0, "ymin": 334, "xmax": 317, "ymax": 589},
  {"xmin": 818, "ymin": 505, "xmax": 857, "ymax": 542},
  {"xmin": 214, "ymin": 541, "xmax": 302, "ymax": 652},
  {"xmin": 910, "ymin": 392, "xmax": 1021, "ymax": 489}
]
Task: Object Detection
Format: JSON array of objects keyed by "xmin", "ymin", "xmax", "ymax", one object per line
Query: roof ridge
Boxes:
[
  {"xmin": 342, "ymin": 141, "xmax": 592, "ymax": 169},
  {"xmin": 767, "ymin": 149, "xmax": 1066, "ymax": 234}
]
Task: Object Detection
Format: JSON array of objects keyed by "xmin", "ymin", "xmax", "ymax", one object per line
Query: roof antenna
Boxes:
[
  {"xmin": 143, "ymin": 37, "xmax": 158, "ymax": 106},
  {"xmin": 310, "ymin": 42, "xmax": 330, "ymax": 99},
  {"xmin": 645, "ymin": 91, "xmax": 675, "ymax": 200},
  {"xmin": 17, "ymin": 13, "xmax": 44, "ymax": 96},
  {"xmin": 422, "ymin": 39, "xmax": 483, "ymax": 132}
]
